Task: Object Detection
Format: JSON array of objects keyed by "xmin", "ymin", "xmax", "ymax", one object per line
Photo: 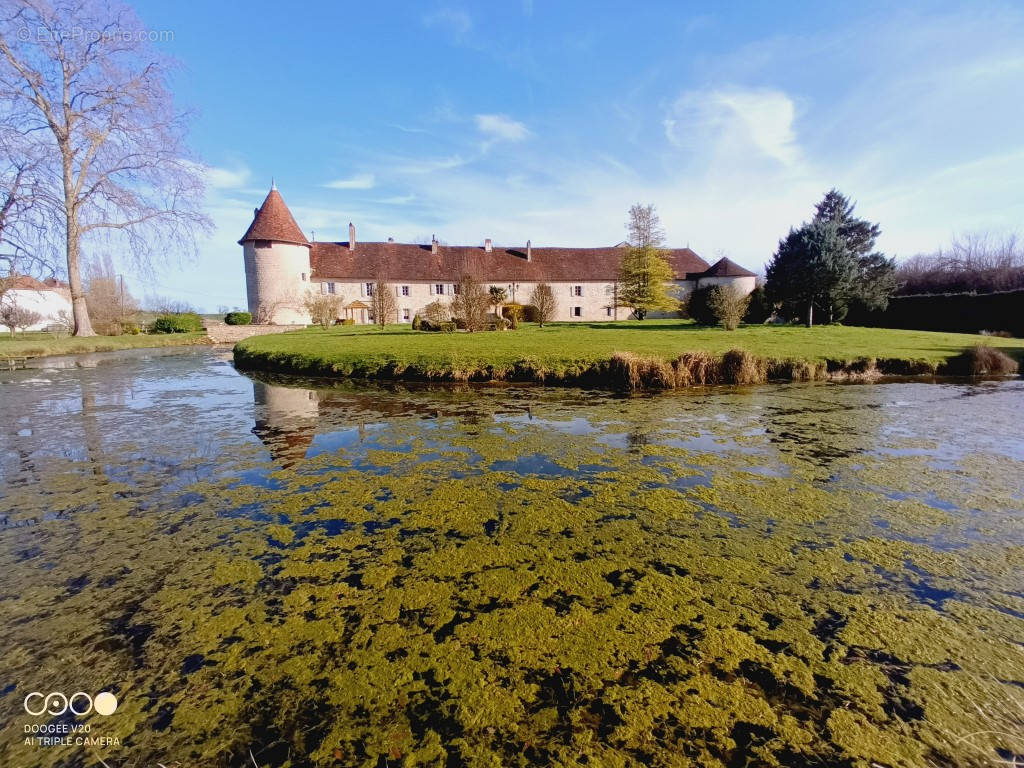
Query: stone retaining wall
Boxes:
[{"xmin": 205, "ymin": 322, "xmax": 305, "ymax": 344}]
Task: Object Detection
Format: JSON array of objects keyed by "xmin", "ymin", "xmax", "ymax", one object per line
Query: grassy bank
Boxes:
[
  {"xmin": 0, "ymin": 331, "xmax": 209, "ymax": 359},
  {"xmin": 233, "ymin": 320, "xmax": 1024, "ymax": 389}
]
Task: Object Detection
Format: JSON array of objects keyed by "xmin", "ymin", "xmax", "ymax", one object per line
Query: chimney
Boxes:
[
  {"xmin": 431, "ymin": 234, "xmax": 438, "ymax": 255},
  {"xmin": 526, "ymin": 239, "xmax": 532, "ymax": 261},
  {"xmin": 348, "ymin": 222, "xmax": 356, "ymax": 251},
  {"xmin": 484, "ymin": 238, "xmax": 492, "ymax": 253}
]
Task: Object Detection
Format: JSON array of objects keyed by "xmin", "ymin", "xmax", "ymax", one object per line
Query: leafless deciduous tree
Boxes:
[
  {"xmin": 84, "ymin": 252, "xmax": 136, "ymax": 334},
  {"xmin": 304, "ymin": 291, "xmax": 342, "ymax": 329},
  {"xmin": 450, "ymin": 274, "xmax": 490, "ymax": 332},
  {"xmin": 626, "ymin": 203, "xmax": 666, "ymax": 248},
  {"xmin": 0, "ymin": 0, "xmax": 211, "ymax": 336},
  {"xmin": 370, "ymin": 281, "xmax": 397, "ymax": 328},
  {"xmin": 897, "ymin": 233, "xmax": 1024, "ymax": 295},
  {"xmin": 1, "ymin": 299, "xmax": 39, "ymax": 334},
  {"xmin": 530, "ymin": 283, "xmax": 557, "ymax": 327}
]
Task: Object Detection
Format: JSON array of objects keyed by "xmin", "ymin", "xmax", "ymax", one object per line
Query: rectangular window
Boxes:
[
  {"xmin": 606, "ymin": 307, "xmax": 612, "ymax": 317},
  {"xmin": 401, "ymin": 285, "xmax": 410, "ymax": 296},
  {"xmin": 451, "ymin": 284, "xmax": 460, "ymax": 296},
  {"xmin": 301, "ymin": 272, "xmax": 307, "ymax": 282},
  {"xmin": 365, "ymin": 282, "xmax": 374, "ymax": 296},
  {"xmin": 574, "ymin": 285, "xmax": 583, "ymax": 296},
  {"xmin": 435, "ymin": 283, "xmax": 445, "ymax": 295},
  {"xmin": 327, "ymin": 282, "xmax": 336, "ymax": 294},
  {"xmin": 255, "ymin": 239, "xmax": 271, "ymax": 249},
  {"xmin": 402, "ymin": 309, "xmax": 410, "ymax": 321},
  {"xmin": 573, "ymin": 306, "xmax": 582, "ymax": 317}
]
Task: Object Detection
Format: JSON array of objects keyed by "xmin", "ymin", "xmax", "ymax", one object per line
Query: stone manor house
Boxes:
[{"xmin": 240, "ymin": 185, "xmax": 757, "ymax": 325}]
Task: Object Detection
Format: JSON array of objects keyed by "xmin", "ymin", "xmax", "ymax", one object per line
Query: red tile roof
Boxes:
[
  {"xmin": 7, "ymin": 274, "xmax": 50, "ymax": 290},
  {"xmin": 310, "ymin": 242, "xmax": 711, "ymax": 282},
  {"xmin": 702, "ymin": 257, "xmax": 757, "ymax": 278},
  {"xmin": 238, "ymin": 188, "xmax": 310, "ymax": 247}
]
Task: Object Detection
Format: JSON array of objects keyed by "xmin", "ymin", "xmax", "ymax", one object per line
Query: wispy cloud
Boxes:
[
  {"xmin": 201, "ymin": 163, "xmax": 251, "ymax": 190},
  {"xmin": 475, "ymin": 113, "xmax": 530, "ymax": 143},
  {"xmin": 664, "ymin": 87, "xmax": 799, "ymax": 166},
  {"xmin": 323, "ymin": 173, "xmax": 375, "ymax": 190},
  {"xmin": 422, "ymin": 7, "xmax": 473, "ymax": 42}
]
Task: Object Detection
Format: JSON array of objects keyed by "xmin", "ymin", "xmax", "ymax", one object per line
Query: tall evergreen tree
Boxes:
[{"xmin": 766, "ymin": 190, "xmax": 897, "ymax": 326}]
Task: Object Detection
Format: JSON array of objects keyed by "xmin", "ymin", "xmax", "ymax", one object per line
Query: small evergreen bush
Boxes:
[
  {"xmin": 411, "ymin": 315, "xmax": 422, "ymax": 331},
  {"xmin": 224, "ymin": 311, "xmax": 251, "ymax": 325},
  {"xmin": 152, "ymin": 312, "xmax": 204, "ymax": 334},
  {"xmin": 438, "ymin": 321, "xmax": 457, "ymax": 333}
]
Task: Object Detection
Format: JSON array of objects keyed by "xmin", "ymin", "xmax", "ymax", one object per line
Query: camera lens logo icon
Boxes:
[{"xmin": 23, "ymin": 691, "xmax": 118, "ymax": 717}]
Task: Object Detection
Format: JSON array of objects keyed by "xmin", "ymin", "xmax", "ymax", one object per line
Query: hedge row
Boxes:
[{"xmin": 847, "ymin": 289, "xmax": 1023, "ymax": 336}]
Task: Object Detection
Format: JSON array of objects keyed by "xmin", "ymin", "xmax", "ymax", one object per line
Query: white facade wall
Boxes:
[
  {"xmin": 5, "ymin": 288, "xmax": 73, "ymax": 330},
  {"xmin": 244, "ymin": 241, "xmax": 313, "ymax": 324},
  {"xmin": 694, "ymin": 275, "xmax": 758, "ymax": 295},
  {"xmin": 307, "ymin": 277, "xmax": 759, "ymax": 323}
]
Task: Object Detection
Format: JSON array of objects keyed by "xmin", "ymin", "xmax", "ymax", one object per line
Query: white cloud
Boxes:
[
  {"xmin": 323, "ymin": 174, "xmax": 375, "ymax": 190},
  {"xmin": 422, "ymin": 8, "xmax": 472, "ymax": 41},
  {"xmin": 665, "ymin": 87, "xmax": 799, "ymax": 166},
  {"xmin": 202, "ymin": 163, "xmax": 251, "ymax": 190},
  {"xmin": 475, "ymin": 114, "xmax": 530, "ymax": 142}
]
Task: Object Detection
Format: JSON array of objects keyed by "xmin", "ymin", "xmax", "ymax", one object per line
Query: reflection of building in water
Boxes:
[{"xmin": 251, "ymin": 379, "xmax": 320, "ymax": 466}]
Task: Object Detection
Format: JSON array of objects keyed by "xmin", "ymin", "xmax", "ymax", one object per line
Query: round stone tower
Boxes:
[{"xmin": 239, "ymin": 184, "xmax": 312, "ymax": 324}]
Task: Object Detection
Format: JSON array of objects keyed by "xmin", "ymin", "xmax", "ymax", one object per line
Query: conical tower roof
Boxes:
[{"xmin": 238, "ymin": 186, "xmax": 310, "ymax": 247}]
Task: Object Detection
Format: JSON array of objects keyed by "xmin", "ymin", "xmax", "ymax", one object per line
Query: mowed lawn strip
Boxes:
[
  {"xmin": 235, "ymin": 320, "xmax": 1024, "ymax": 377},
  {"xmin": 0, "ymin": 332, "xmax": 208, "ymax": 358}
]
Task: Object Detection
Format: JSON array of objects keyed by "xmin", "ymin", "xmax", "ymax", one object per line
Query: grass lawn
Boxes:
[
  {"xmin": 235, "ymin": 320, "xmax": 1024, "ymax": 382},
  {"xmin": 0, "ymin": 331, "xmax": 209, "ymax": 358}
]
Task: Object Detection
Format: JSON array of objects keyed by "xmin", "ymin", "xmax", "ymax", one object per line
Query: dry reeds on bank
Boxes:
[{"xmin": 939, "ymin": 345, "xmax": 1019, "ymax": 376}]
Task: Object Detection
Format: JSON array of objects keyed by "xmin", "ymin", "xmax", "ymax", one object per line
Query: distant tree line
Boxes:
[{"xmin": 895, "ymin": 234, "xmax": 1024, "ymax": 295}]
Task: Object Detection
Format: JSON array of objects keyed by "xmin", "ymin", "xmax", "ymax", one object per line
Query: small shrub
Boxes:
[
  {"xmin": 224, "ymin": 311, "xmax": 251, "ymax": 325},
  {"xmin": 438, "ymin": 321, "xmax": 456, "ymax": 333},
  {"xmin": 708, "ymin": 285, "xmax": 751, "ymax": 331},
  {"xmin": 940, "ymin": 345, "xmax": 1019, "ymax": 376},
  {"xmin": 502, "ymin": 303, "xmax": 524, "ymax": 329},
  {"xmin": 340, "ymin": 318, "xmax": 355, "ymax": 326},
  {"xmin": 520, "ymin": 304, "xmax": 539, "ymax": 323},
  {"xmin": 411, "ymin": 315, "xmax": 422, "ymax": 331},
  {"xmin": 152, "ymin": 312, "xmax": 204, "ymax": 334},
  {"xmin": 119, "ymin": 321, "xmax": 141, "ymax": 335}
]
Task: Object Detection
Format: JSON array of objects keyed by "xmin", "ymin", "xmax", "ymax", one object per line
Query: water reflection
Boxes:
[{"xmin": 0, "ymin": 350, "xmax": 1022, "ymax": 767}]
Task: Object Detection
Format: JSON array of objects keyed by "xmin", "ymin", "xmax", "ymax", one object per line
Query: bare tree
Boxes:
[
  {"xmin": 370, "ymin": 281, "xmax": 397, "ymax": 328},
  {"xmin": 15, "ymin": 305, "xmax": 40, "ymax": 332},
  {"xmin": 84, "ymin": 252, "xmax": 136, "ymax": 334},
  {"xmin": 897, "ymin": 233, "xmax": 1024, "ymax": 295},
  {"xmin": 422, "ymin": 299, "xmax": 449, "ymax": 327},
  {"xmin": 626, "ymin": 203, "xmax": 666, "ymax": 248},
  {"xmin": 1, "ymin": 300, "xmax": 39, "ymax": 334},
  {"xmin": 530, "ymin": 283, "xmax": 557, "ymax": 327},
  {"xmin": 0, "ymin": 1, "xmax": 211, "ymax": 336},
  {"xmin": 304, "ymin": 291, "xmax": 342, "ymax": 330},
  {"xmin": 450, "ymin": 274, "xmax": 490, "ymax": 331}
]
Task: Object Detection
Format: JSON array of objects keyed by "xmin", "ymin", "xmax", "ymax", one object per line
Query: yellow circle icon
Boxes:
[{"xmin": 93, "ymin": 692, "xmax": 118, "ymax": 716}]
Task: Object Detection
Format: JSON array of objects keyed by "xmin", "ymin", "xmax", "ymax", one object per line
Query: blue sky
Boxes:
[{"xmin": 125, "ymin": 1, "xmax": 1024, "ymax": 311}]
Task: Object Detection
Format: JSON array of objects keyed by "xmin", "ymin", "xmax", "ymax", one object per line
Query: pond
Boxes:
[{"xmin": 0, "ymin": 348, "xmax": 1021, "ymax": 767}]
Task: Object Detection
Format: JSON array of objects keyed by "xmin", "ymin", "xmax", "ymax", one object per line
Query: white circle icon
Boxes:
[{"xmin": 93, "ymin": 691, "xmax": 118, "ymax": 716}]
